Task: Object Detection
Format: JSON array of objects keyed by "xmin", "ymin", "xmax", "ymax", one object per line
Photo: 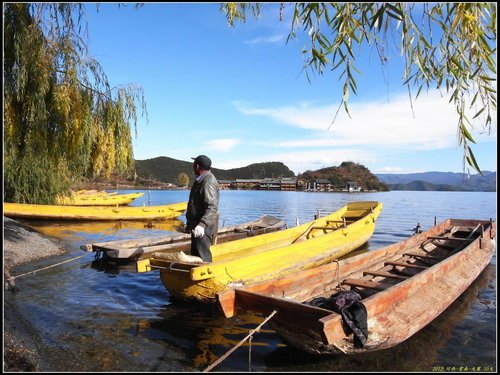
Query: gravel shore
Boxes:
[{"xmin": 3, "ymin": 216, "xmax": 67, "ymax": 372}]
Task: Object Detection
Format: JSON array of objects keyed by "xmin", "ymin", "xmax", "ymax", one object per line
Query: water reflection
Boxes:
[
  {"xmin": 18, "ymin": 218, "xmax": 184, "ymax": 251},
  {"xmin": 21, "ymin": 219, "xmax": 183, "ymax": 238},
  {"xmin": 86, "ymin": 255, "xmax": 137, "ymax": 275},
  {"xmin": 134, "ymin": 302, "xmax": 280, "ymax": 370}
]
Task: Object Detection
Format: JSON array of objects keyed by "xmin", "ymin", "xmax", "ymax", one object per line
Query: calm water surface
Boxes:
[{"xmin": 9, "ymin": 190, "xmax": 497, "ymax": 372}]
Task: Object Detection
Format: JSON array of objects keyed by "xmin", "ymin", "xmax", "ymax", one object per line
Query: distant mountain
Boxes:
[
  {"xmin": 297, "ymin": 161, "xmax": 389, "ymax": 191},
  {"xmin": 135, "ymin": 157, "xmax": 294, "ymax": 184},
  {"xmin": 376, "ymin": 171, "xmax": 496, "ymax": 192},
  {"xmin": 387, "ymin": 180, "xmax": 468, "ymax": 192}
]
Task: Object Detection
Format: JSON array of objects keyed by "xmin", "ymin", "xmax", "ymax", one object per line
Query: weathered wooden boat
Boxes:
[
  {"xmin": 81, "ymin": 215, "xmax": 286, "ymax": 259},
  {"xmin": 55, "ymin": 192, "xmax": 143, "ymax": 206},
  {"xmin": 216, "ymin": 218, "xmax": 496, "ymax": 355},
  {"xmin": 137, "ymin": 201, "xmax": 383, "ymax": 303},
  {"xmin": 3, "ymin": 201, "xmax": 187, "ymax": 221}
]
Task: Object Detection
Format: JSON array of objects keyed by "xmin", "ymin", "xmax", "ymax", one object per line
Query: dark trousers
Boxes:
[{"xmin": 190, "ymin": 225, "xmax": 214, "ymax": 262}]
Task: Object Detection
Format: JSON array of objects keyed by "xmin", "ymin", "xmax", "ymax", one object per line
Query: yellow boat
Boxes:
[
  {"xmin": 55, "ymin": 192, "xmax": 144, "ymax": 206},
  {"xmin": 3, "ymin": 201, "xmax": 187, "ymax": 221},
  {"xmin": 137, "ymin": 201, "xmax": 383, "ymax": 303},
  {"xmin": 71, "ymin": 189, "xmax": 113, "ymax": 196}
]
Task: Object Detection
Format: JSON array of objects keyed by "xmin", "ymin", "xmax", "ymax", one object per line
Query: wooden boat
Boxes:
[
  {"xmin": 137, "ymin": 201, "xmax": 383, "ymax": 303},
  {"xmin": 81, "ymin": 215, "xmax": 286, "ymax": 259},
  {"xmin": 55, "ymin": 192, "xmax": 143, "ymax": 206},
  {"xmin": 216, "ymin": 218, "xmax": 496, "ymax": 355},
  {"xmin": 3, "ymin": 201, "xmax": 187, "ymax": 221}
]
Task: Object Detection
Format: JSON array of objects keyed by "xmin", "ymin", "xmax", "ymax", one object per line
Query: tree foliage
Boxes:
[
  {"xmin": 3, "ymin": 3, "xmax": 147, "ymax": 204},
  {"xmin": 298, "ymin": 161, "xmax": 389, "ymax": 191},
  {"xmin": 176, "ymin": 172, "xmax": 190, "ymax": 187},
  {"xmin": 221, "ymin": 2, "xmax": 497, "ymax": 174}
]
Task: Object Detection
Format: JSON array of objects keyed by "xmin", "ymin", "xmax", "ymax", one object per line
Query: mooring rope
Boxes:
[
  {"xmin": 203, "ymin": 309, "xmax": 278, "ymax": 372},
  {"xmin": 11, "ymin": 254, "xmax": 87, "ymax": 279},
  {"xmin": 332, "ymin": 258, "xmax": 344, "ymax": 292},
  {"xmin": 248, "ymin": 336, "xmax": 253, "ymax": 371}
]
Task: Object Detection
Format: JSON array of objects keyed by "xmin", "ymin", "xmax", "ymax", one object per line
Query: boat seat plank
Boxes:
[
  {"xmin": 311, "ymin": 226, "xmax": 339, "ymax": 231},
  {"xmin": 424, "ymin": 241, "xmax": 455, "ymax": 250},
  {"xmin": 385, "ymin": 261, "xmax": 428, "ymax": 269},
  {"xmin": 427, "ymin": 236, "xmax": 474, "ymax": 241},
  {"xmin": 404, "ymin": 252, "xmax": 443, "ymax": 260},
  {"xmin": 342, "ymin": 278, "xmax": 394, "ymax": 291},
  {"xmin": 363, "ymin": 271, "xmax": 409, "ymax": 280},
  {"xmin": 326, "ymin": 219, "xmax": 346, "ymax": 226}
]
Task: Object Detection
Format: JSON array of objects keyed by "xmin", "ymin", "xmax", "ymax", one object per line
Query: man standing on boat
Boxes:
[{"xmin": 185, "ymin": 155, "xmax": 220, "ymax": 262}]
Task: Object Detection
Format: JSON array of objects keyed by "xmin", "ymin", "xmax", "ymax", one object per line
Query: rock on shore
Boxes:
[{"xmin": 4, "ymin": 216, "xmax": 67, "ymax": 269}]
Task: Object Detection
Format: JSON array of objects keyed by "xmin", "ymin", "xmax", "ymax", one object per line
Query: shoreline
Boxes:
[{"xmin": 4, "ymin": 216, "xmax": 67, "ymax": 372}]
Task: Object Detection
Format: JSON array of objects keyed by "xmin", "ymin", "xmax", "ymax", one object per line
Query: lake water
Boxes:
[{"xmin": 8, "ymin": 190, "xmax": 497, "ymax": 372}]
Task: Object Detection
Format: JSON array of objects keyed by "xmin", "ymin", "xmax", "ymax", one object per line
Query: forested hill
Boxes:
[
  {"xmin": 297, "ymin": 161, "xmax": 389, "ymax": 191},
  {"xmin": 135, "ymin": 157, "xmax": 294, "ymax": 183}
]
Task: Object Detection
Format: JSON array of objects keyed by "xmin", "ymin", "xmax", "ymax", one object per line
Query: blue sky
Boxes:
[{"xmin": 84, "ymin": 3, "xmax": 496, "ymax": 175}]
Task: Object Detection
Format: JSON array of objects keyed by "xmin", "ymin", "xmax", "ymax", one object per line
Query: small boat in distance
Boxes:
[
  {"xmin": 81, "ymin": 215, "xmax": 286, "ymax": 259},
  {"xmin": 137, "ymin": 201, "xmax": 383, "ymax": 303},
  {"xmin": 3, "ymin": 201, "xmax": 187, "ymax": 221},
  {"xmin": 217, "ymin": 218, "xmax": 496, "ymax": 355}
]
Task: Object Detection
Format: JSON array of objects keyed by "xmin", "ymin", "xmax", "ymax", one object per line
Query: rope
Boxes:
[
  {"xmin": 248, "ymin": 336, "xmax": 253, "ymax": 371},
  {"xmin": 11, "ymin": 254, "xmax": 86, "ymax": 279},
  {"xmin": 332, "ymin": 258, "xmax": 344, "ymax": 292},
  {"xmin": 203, "ymin": 309, "xmax": 278, "ymax": 372}
]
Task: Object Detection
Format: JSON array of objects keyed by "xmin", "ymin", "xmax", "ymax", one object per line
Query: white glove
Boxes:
[{"xmin": 193, "ymin": 225, "xmax": 205, "ymax": 238}]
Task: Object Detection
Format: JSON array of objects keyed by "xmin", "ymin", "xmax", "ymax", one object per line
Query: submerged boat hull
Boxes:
[
  {"xmin": 3, "ymin": 201, "xmax": 187, "ymax": 221},
  {"xmin": 137, "ymin": 201, "xmax": 383, "ymax": 303},
  {"xmin": 217, "ymin": 218, "xmax": 496, "ymax": 354}
]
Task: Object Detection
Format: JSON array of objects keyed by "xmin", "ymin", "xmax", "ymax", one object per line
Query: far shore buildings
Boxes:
[
  {"xmin": 218, "ymin": 177, "xmax": 298, "ymax": 191},
  {"xmin": 218, "ymin": 178, "xmax": 362, "ymax": 192}
]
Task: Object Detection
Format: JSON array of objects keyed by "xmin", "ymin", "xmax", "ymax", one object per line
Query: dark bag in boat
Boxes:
[
  {"xmin": 331, "ymin": 290, "xmax": 368, "ymax": 348},
  {"xmin": 307, "ymin": 290, "xmax": 368, "ymax": 348}
]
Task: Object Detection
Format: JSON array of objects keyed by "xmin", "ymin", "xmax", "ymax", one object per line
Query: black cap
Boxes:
[{"xmin": 191, "ymin": 155, "xmax": 212, "ymax": 170}]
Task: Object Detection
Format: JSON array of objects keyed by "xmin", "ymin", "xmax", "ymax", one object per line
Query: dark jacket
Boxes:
[{"xmin": 186, "ymin": 171, "xmax": 219, "ymax": 230}]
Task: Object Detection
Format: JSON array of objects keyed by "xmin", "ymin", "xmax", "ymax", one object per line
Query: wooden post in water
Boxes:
[{"xmin": 211, "ymin": 212, "xmax": 220, "ymax": 245}]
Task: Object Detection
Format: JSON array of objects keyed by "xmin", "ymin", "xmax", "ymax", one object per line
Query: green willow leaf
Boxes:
[{"xmin": 472, "ymin": 107, "xmax": 486, "ymax": 119}]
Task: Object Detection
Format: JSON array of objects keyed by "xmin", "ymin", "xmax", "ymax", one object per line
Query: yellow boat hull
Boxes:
[
  {"xmin": 55, "ymin": 192, "xmax": 144, "ymax": 206},
  {"xmin": 3, "ymin": 201, "xmax": 187, "ymax": 221},
  {"xmin": 138, "ymin": 201, "xmax": 383, "ymax": 303}
]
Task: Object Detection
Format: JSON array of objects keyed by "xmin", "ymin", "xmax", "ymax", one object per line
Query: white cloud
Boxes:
[
  {"xmin": 244, "ymin": 34, "xmax": 284, "ymax": 45},
  {"xmin": 222, "ymin": 91, "xmax": 496, "ymax": 174},
  {"xmin": 204, "ymin": 138, "xmax": 240, "ymax": 151},
  {"xmin": 233, "ymin": 92, "xmax": 468, "ymax": 151}
]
